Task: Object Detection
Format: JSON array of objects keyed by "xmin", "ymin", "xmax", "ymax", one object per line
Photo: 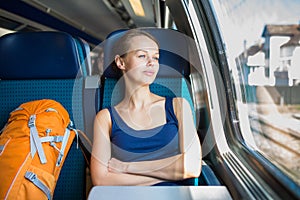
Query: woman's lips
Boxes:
[{"xmin": 143, "ymin": 70, "xmax": 155, "ymax": 76}]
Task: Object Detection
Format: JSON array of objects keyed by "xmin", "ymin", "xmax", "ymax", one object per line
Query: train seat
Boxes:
[{"xmin": 0, "ymin": 31, "xmax": 87, "ymax": 199}]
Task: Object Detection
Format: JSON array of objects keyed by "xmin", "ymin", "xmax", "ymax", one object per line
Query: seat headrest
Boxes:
[
  {"xmin": 103, "ymin": 28, "xmax": 190, "ymax": 79},
  {"xmin": 0, "ymin": 31, "xmax": 82, "ymax": 80}
]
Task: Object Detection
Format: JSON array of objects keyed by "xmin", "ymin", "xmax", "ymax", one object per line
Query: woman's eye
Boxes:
[
  {"xmin": 153, "ymin": 57, "xmax": 159, "ymax": 61},
  {"xmin": 138, "ymin": 54, "xmax": 146, "ymax": 58}
]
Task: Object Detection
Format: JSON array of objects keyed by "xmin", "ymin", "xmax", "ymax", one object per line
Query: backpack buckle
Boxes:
[
  {"xmin": 28, "ymin": 115, "xmax": 36, "ymax": 128},
  {"xmin": 25, "ymin": 171, "xmax": 37, "ymax": 181}
]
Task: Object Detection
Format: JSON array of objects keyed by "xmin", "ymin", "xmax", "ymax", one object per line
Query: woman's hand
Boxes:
[{"xmin": 108, "ymin": 158, "xmax": 128, "ymax": 173}]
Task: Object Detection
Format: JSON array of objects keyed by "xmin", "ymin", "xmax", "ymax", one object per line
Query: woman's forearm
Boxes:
[
  {"xmin": 108, "ymin": 138, "xmax": 202, "ymax": 181},
  {"xmin": 126, "ymin": 154, "xmax": 185, "ymax": 180},
  {"xmin": 91, "ymin": 156, "xmax": 163, "ymax": 186},
  {"xmin": 93, "ymin": 171, "xmax": 162, "ymax": 186},
  {"xmin": 109, "ymin": 153, "xmax": 199, "ymax": 181}
]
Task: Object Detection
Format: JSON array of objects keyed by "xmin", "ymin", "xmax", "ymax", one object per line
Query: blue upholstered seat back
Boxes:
[
  {"xmin": 0, "ymin": 31, "xmax": 82, "ymax": 80},
  {"xmin": 0, "ymin": 31, "xmax": 86, "ymax": 199}
]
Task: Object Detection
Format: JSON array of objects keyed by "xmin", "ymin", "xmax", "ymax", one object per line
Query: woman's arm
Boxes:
[
  {"xmin": 90, "ymin": 109, "xmax": 163, "ymax": 186},
  {"xmin": 108, "ymin": 98, "xmax": 202, "ymax": 181}
]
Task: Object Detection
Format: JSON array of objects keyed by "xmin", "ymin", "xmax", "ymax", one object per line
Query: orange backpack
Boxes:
[{"xmin": 0, "ymin": 99, "xmax": 77, "ymax": 200}]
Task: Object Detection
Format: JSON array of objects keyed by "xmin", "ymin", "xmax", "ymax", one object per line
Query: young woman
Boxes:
[{"xmin": 91, "ymin": 29, "xmax": 202, "ymax": 186}]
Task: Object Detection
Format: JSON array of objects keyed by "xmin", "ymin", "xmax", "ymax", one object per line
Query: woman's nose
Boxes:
[{"xmin": 146, "ymin": 57, "xmax": 156, "ymax": 67}]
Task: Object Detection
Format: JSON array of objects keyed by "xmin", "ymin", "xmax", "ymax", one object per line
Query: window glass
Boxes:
[{"xmin": 210, "ymin": 0, "xmax": 300, "ymax": 184}]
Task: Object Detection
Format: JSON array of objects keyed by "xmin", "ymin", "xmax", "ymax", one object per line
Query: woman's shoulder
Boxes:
[
  {"xmin": 172, "ymin": 97, "xmax": 191, "ymax": 116},
  {"xmin": 172, "ymin": 97, "xmax": 189, "ymax": 107},
  {"xmin": 96, "ymin": 107, "xmax": 110, "ymax": 114},
  {"xmin": 95, "ymin": 108, "xmax": 112, "ymax": 123}
]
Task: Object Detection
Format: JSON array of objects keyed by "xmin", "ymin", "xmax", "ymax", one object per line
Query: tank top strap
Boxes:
[
  {"xmin": 107, "ymin": 107, "xmax": 112, "ymax": 117},
  {"xmin": 107, "ymin": 107, "xmax": 116, "ymax": 126},
  {"xmin": 165, "ymin": 97, "xmax": 178, "ymax": 123}
]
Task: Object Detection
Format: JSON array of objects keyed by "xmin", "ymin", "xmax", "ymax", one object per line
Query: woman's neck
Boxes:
[{"xmin": 123, "ymin": 84, "xmax": 153, "ymax": 110}]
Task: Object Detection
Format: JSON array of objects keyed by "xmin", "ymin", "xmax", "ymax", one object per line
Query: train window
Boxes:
[{"xmin": 210, "ymin": 0, "xmax": 300, "ymax": 184}]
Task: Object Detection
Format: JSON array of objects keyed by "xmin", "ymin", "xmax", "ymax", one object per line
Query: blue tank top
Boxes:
[{"xmin": 108, "ymin": 97, "xmax": 180, "ymax": 162}]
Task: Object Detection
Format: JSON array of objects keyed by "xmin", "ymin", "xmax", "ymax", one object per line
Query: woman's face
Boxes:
[{"xmin": 117, "ymin": 35, "xmax": 159, "ymax": 85}]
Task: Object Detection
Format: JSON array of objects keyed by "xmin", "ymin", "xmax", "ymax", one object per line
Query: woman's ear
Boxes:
[{"xmin": 115, "ymin": 55, "xmax": 126, "ymax": 70}]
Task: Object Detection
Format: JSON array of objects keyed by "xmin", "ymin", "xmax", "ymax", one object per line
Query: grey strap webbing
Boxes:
[
  {"xmin": 28, "ymin": 115, "xmax": 47, "ymax": 164},
  {"xmin": 40, "ymin": 136, "xmax": 64, "ymax": 143},
  {"xmin": 25, "ymin": 171, "xmax": 51, "ymax": 200},
  {"xmin": 56, "ymin": 128, "xmax": 70, "ymax": 166}
]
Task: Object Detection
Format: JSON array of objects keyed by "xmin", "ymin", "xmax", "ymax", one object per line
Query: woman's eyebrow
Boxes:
[{"xmin": 134, "ymin": 49, "xmax": 159, "ymax": 54}]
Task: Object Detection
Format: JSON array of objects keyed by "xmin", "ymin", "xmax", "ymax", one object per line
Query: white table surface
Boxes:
[{"xmin": 87, "ymin": 186, "xmax": 233, "ymax": 200}]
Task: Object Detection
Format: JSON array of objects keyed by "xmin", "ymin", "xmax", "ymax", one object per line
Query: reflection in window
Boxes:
[{"xmin": 210, "ymin": 0, "xmax": 300, "ymax": 184}]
